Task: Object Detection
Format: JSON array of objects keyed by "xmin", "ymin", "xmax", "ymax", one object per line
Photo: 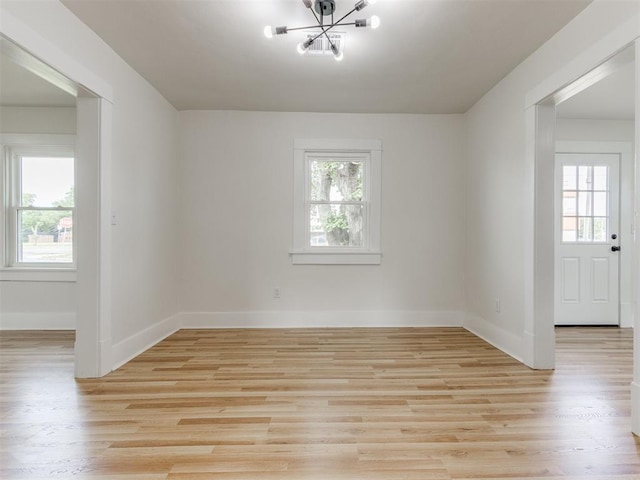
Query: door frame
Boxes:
[
  {"xmin": 555, "ymin": 141, "xmax": 633, "ymax": 327},
  {"xmin": 0, "ymin": 10, "xmax": 114, "ymax": 377},
  {"xmin": 524, "ymin": 35, "xmax": 640, "ymax": 435}
]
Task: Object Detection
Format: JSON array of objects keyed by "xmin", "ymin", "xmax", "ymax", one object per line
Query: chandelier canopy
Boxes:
[{"xmin": 264, "ymin": 0, "xmax": 380, "ymax": 61}]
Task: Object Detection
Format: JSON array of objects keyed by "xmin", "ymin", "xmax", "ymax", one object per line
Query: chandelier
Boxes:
[{"xmin": 264, "ymin": 0, "xmax": 380, "ymax": 61}]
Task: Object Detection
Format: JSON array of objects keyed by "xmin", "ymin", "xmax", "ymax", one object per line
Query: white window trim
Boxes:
[
  {"xmin": 291, "ymin": 138, "xmax": 382, "ymax": 265},
  {"xmin": 0, "ymin": 134, "xmax": 76, "ymax": 282}
]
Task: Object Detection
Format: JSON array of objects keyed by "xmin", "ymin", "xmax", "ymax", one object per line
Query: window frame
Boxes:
[
  {"xmin": 560, "ymin": 163, "xmax": 611, "ymax": 244},
  {"xmin": 0, "ymin": 134, "xmax": 76, "ymax": 282},
  {"xmin": 291, "ymin": 138, "xmax": 382, "ymax": 265}
]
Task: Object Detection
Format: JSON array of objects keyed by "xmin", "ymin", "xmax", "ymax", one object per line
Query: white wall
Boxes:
[
  {"xmin": 0, "ymin": 1, "xmax": 180, "ymax": 367},
  {"xmin": 0, "ymin": 282, "xmax": 75, "ymax": 329},
  {"xmin": 556, "ymin": 118, "xmax": 635, "ymax": 143},
  {"xmin": 179, "ymin": 111, "xmax": 466, "ymax": 327},
  {"xmin": 0, "ymin": 106, "xmax": 76, "ymax": 134},
  {"xmin": 465, "ymin": 1, "xmax": 640, "ymax": 360},
  {"xmin": 0, "ymin": 106, "xmax": 77, "ymax": 329}
]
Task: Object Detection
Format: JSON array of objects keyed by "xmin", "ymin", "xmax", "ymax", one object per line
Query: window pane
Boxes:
[
  {"xmin": 593, "ymin": 166, "xmax": 608, "ymax": 191},
  {"xmin": 593, "ymin": 217, "xmax": 607, "ymax": 242},
  {"xmin": 577, "ymin": 192, "xmax": 592, "ymax": 216},
  {"xmin": 21, "ymin": 156, "xmax": 74, "ymax": 207},
  {"xmin": 561, "ymin": 163, "xmax": 611, "ymax": 245},
  {"xmin": 18, "ymin": 210, "xmax": 73, "ymax": 263},
  {"xmin": 578, "ymin": 217, "xmax": 593, "ymax": 242},
  {"xmin": 562, "ymin": 216, "xmax": 577, "ymax": 242},
  {"xmin": 578, "ymin": 166, "xmax": 592, "ymax": 191},
  {"xmin": 309, "ymin": 203, "xmax": 364, "ymax": 247},
  {"xmin": 562, "ymin": 165, "xmax": 577, "ymax": 190},
  {"xmin": 593, "ymin": 192, "xmax": 607, "ymax": 217},
  {"xmin": 562, "ymin": 191, "xmax": 577, "ymax": 216},
  {"xmin": 310, "ymin": 160, "xmax": 363, "ymax": 202}
]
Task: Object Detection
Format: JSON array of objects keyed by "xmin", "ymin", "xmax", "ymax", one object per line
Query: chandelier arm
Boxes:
[
  {"xmin": 307, "ymin": 9, "xmax": 356, "ymax": 46},
  {"xmin": 307, "ymin": 27, "xmax": 333, "ymax": 48},
  {"xmin": 287, "ymin": 22, "xmax": 356, "ymax": 32},
  {"xmin": 310, "ymin": 7, "xmax": 339, "ymax": 52},
  {"xmin": 332, "ymin": 7, "xmax": 358, "ymax": 27},
  {"xmin": 287, "ymin": 25, "xmax": 340, "ymax": 32},
  {"xmin": 308, "ymin": 6, "xmax": 358, "ymax": 46},
  {"xmin": 310, "ymin": 7, "xmax": 326, "ymax": 29}
]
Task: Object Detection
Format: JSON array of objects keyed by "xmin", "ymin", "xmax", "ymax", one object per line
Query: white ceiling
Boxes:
[
  {"xmin": 4, "ymin": 0, "xmax": 632, "ymax": 119},
  {"xmin": 59, "ymin": 0, "xmax": 593, "ymax": 114}
]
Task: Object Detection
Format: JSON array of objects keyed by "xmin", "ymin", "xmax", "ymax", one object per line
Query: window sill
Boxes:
[
  {"xmin": 0, "ymin": 268, "xmax": 76, "ymax": 282},
  {"xmin": 290, "ymin": 251, "xmax": 382, "ymax": 265}
]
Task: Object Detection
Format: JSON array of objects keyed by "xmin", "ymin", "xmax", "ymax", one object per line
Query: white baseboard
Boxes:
[
  {"xmin": 0, "ymin": 311, "xmax": 75, "ymax": 330},
  {"xmin": 180, "ymin": 310, "xmax": 465, "ymax": 329},
  {"xmin": 463, "ymin": 313, "xmax": 523, "ymax": 363},
  {"xmin": 110, "ymin": 314, "xmax": 181, "ymax": 371},
  {"xmin": 632, "ymin": 381, "xmax": 640, "ymax": 436}
]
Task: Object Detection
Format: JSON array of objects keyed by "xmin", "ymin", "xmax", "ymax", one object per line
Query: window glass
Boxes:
[
  {"xmin": 593, "ymin": 166, "xmax": 607, "ymax": 191},
  {"xmin": 310, "ymin": 160, "xmax": 364, "ymax": 202},
  {"xmin": 562, "ymin": 217, "xmax": 577, "ymax": 242},
  {"xmin": 18, "ymin": 210, "xmax": 73, "ymax": 263},
  {"xmin": 12, "ymin": 153, "xmax": 74, "ymax": 265},
  {"xmin": 578, "ymin": 217, "xmax": 593, "ymax": 242},
  {"xmin": 562, "ymin": 191, "xmax": 576, "ymax": 216},
  {"xmin": 593, "ymin": 217, "xmax": 608, "ymax": 242},
  {"xmin": 562, "ymin": 165, "xmax": 577, "ymax": 190},
  {"xmin": 21, "ymin": 157, "xmax": 74, "ymax": 207},
  {"xmin": 309, "ymin": 204, "xmax": 364, "ymax": 247},
  {"xmin": 577, "ymin": 166, "xmax": 592, "ymax": 190},
  {"xmin": 308, "ymin": 158, "xmax": 365, "ymax": 248},
  {"xmin": 562, "ymin": 164, "xmax": 609, "ymax": 244}
]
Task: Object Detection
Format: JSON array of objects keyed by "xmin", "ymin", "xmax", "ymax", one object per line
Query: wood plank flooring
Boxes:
[{"xmin": 1, "ymin": 327, "xmax": 639, "ymax": 479}]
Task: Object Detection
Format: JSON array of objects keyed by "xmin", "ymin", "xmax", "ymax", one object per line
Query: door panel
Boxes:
[
  {"xmin": 591, "ymin": 257, "xmax": 609, "ymax": 302},
  {"xmin": 555, "ymin": 153, "xmax": 620, "ymax": 325},
  {"xmin": 561, "ymin": 257, "xmax": 580, "ymax": 303}
]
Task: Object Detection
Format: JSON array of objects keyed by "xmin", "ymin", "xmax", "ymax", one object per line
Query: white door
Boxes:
[{"xmin": 554, "ymin": 153, "xmax": 620, "ymax": 325}]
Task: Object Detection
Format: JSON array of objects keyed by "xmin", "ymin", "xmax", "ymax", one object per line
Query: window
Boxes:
[
  {"xmin": 1, "ymin": 135, "xmax": 76, "ymax": 276},
  {"xmin": 292, "ymin": 139, "xmax": 381, "ymax": 265},
  {"xmin": 561, "ymin": 164, "xmax": 609, "ymax": 243}
]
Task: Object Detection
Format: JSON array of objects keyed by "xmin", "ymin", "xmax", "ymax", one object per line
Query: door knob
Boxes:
[{"xmin": 611, "ymin": 245, "xmax": 621, "ymax": 252}]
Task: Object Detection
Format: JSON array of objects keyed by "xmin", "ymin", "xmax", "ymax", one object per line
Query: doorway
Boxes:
[
  {"xmin": 553, "ymin": 54, "xmax": 635, "ymax": 327},
  {"xmin": 526, "ymin": 39, "xmax": 639, "ymax": 433},
  {"xmin": 0, "ymin": 30, "xmax": 113, "ymax": 378}
]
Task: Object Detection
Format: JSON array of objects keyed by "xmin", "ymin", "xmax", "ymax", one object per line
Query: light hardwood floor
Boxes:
[{"xmin": 1, "ymin": 327, "xmax": 639, "ymax": 479}]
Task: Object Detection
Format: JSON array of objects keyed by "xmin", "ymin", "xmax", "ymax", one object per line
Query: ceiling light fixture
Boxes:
[{"xmin": 264, "ymin": 0, "xmax": 380, "ymax": 61}]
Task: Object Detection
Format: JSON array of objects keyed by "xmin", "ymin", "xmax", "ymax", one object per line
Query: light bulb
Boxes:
[
  {"xmin": 264, "ymin": 26, "xmax": 274, "ymax": 39},
  {"xmin": 370, "ymin": 15, "xmax": 380, "ymax": 29},
  {"xmin": 298, "ymin": 38, "xmax": 313, "ymax": 54},
  {"xmin": 356, "ymin": 0, "xmax": 376, "ymax": 8},
  {"xmin": 331, "ymin": 44, "xmax": 343, "ymax": 61}
]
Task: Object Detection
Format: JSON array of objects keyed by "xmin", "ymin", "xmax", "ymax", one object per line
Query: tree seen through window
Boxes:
[{"xmin": 309, "ymin": 160, "xmax": 364, "ymax": 247}]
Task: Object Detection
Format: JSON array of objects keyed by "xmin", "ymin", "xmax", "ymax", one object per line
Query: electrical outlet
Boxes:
[
  {"xmin": 495, "ymin": 299, "xmax": 501, "ymax": 313},
  {"xmin": 273, "ymin": 288, "xmax": 281, "ymax": 299}
]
